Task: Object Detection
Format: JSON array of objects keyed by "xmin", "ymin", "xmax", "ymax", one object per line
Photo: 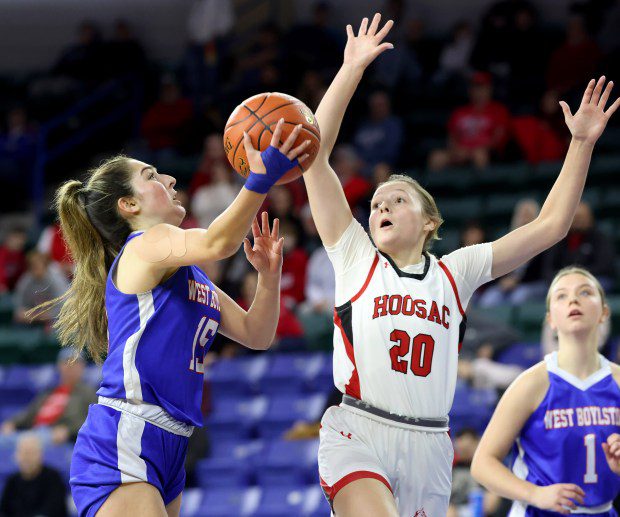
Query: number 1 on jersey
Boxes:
[
  {"xmin": 584, "ymin": 433, "xmax": 598, "ymax": 483},
  {"xmin": 189, "ymin": 316, "xmax": 218, "ymax": 373}
]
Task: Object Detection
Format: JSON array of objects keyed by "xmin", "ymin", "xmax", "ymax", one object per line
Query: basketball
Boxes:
[{"xmin": 223, "ymin": 92, "xmax": 321, "ymax": 184}]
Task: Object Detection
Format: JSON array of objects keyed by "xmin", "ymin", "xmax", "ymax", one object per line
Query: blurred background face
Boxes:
[
  {"xmin": 332, "ymin": 145, "xmax": 361, "ymax": 180},
  {"xmin": 369, "ymin": 92, "xmax": 391, "ymax": 121},
  {"xmin": 570, "ymin": 202, "xmax": 594, "ymax": 232},
  {"xmin": 58, "ymin": 357, "xmax": 84, "ymax": 386},
  {"xmin": 460, "ymin": 224, "xmax": 485, "ymax": 247},
  {"xmin": 5, "ymin": 229, "xmax": 27, "ymax": 250},
  {"xmin": 28, "ymin": 252, "xmax": 48, "ymax": 279},
  {"xmin": 269, "ymin": 187, "xmax": 294, "ymax": 216},
  {"xmin": 512, "ymin": 199, "xmax": 540, "ymax": 229},
  {"xmin": 455, "ymin": 431, "xmax": 480, "ymax": 462},
  {"xmin": 241, "ymin": 271, "xmax": 258, "ymax": 301},
  {"xmin": 205, "ymin": 134, "xmax": 226, "ymax": 159},
  {"xmin": 16, "ymin": 435, "xmax": 43, "ymax": 478},
  {"xmin": 469, "ymin": 82, "xmax": 492, "ymax": 105}
]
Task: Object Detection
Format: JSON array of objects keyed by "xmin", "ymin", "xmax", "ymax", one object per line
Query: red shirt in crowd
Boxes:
[
  {"xmin": 33, "ymin": 385, "xmax": 72, "ymax": 427},
  {"xmin": 141, "ymin": 98, "xmax": 193, "ymax": 150},
  {"xmin": 0, "ymin": 245, "xmax": 26, "ymax": 292},
  {"xmin": 236, "ymin": 298, "xmax": 304, "ymax": 338},
  {"xmin": 512, "ymin": 116, "xmax": 567, "ymax": 164},
  {"xmin": 448, "ymin": 101, "xmax": 511, "ymax": 150},
  {"xmin": 281, "ymin": 247, "xmax": 309, "ymax": 305},
  {"xmin": 342, "ymin": 176, "xmax": 372, "ymax": 210}
]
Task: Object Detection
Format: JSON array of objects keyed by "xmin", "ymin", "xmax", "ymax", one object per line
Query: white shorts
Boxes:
[{"xmin": 318, "ymin": 404, "xmax": 454, "ymax": 517}]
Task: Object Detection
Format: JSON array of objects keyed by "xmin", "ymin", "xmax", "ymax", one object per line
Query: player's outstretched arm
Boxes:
[
  {"xmin": 471, "ymin": 365, "xmax": 586, "ymax": 514},
  {"xmin": 216, "ymin": 213, "xmax": 283, "ymax": 350},
  {"xmin": 304, "ymin": 13, "xmax": 393, "ymax": 247},
  {"xmin": 490, "ymin": 77, "xmax": 620, "ymax": 279}
]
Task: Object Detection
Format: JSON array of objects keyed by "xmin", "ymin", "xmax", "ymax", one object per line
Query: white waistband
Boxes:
[
  {"xmin": 570, "ymin": 502, "xmax": 613, "ymax": 514},
  {"xmin": 339, "ymin": 403, "xmax": 449, "ymax": 433},
  {"xmin": 98, "ymin": 396, "xmax": 194, "ymax": 437}
]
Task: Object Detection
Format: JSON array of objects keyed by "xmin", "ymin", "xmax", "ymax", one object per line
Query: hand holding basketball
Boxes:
[
  {"xmin": 242, "ymin": 118, "xmax": 311, "ymax": 174},
  {"xmin": 344, "ymin": 13, "xmax": 394, "ymax": 70},
  {"xmin": 560, "ymin": 76, "xmax": 620, "ymax": 145}
]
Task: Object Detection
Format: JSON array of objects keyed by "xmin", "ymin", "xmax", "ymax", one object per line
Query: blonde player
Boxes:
[
  {"xmin": 302, "ymin": 13, "xmax": 620, "ymax": 517},
  {"xmin": 472, "ymin": 268, "xmax": 620, "ymax": 516}
]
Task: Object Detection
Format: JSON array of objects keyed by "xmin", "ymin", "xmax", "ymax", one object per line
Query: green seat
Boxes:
[
  {"xmin": 481, "ymin": 304, "xmax": 514, "ymax": 326},
  {"xmin": 590, "ymin": 154, "xmax": 620, "ymax": 180},
  {"xmin": 432, "ymin": 228, "xmax": 460, "ymax": 257},
  {"xmin": 484, "ymin": 193, "xmax": 523, "ymax": 219},
  {"xmin": 297, "ymin": 311, "xmax": 333, "ymax": 352},
  {"xmin": 0, "ymin": 325, "xmax": 45, "ymax": 348},
  {"xmin": 514, "ymin": 302, "xmax": 547, "ymax": 341},
  {"xmin": 0, "ymin": 294, "xmax": 13, "ymax": 324},
  {"xmin": 436, "ymin": 197, "xmax": 483, "ymax": 221},
  {"xmin": 606, "ymin": 295, "xmax": 620, "ymax": 335},
  {"xmin": 422, "ymin": 168, "xmax": 474, "ymax": 194}
]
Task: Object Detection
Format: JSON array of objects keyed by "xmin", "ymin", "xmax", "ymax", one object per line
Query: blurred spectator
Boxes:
[
  {"xmin": 302, "ymin": 246, "xmax": 335, "ymax": 315},
  {"xmin": 0, "ymin": 227, "xmax": 28, "ymax": 293},
  {"xmin": 331, "ymin": 145, "xmax": 372, "ymax": 214},
  {"xmin": 184, "ymin": 0, "xmax": 234, "ymax": 105},
  {"xmin": 177, "ymin": 189, "xmax": 199, "ymax": 230},
  {"xmin": 458, "ymin": 342, "xmax": 523, "ymax": 391},
  {"xmin": 267, "ymin": 185, "xmax": 304, "ymax": 235},
  {"xmin": 13, "ymin": 251, "xmax": 69, "ymax": 326},
  {"xmin": 285, "ymin": 387, "xmax": 342, "ymax": 440},
  {"xmin": 37, "ymin": 223, "xmax": 73, "ymax": 278},
  {"xmin": 52, "ymin": 20, "xmax": 105, "ymax": 85},
  {"xmin": 543, "ymin": 201, "xmax": 616, "ymax": 290},
  {"xmin": 0, "ymin": 107, "xmax": 37, "ymax": 179},
  {"xmin": 433, "ymin": 21, "xmax": 474, "ymax": 89},
  {"xmin": 428, "ymin": 72, "xmax": 511, "ymax": 171},
  {"xmin": 280, "ymin": 221, "xmax": 309, "ymax": 306},
  {"xmin": 0, "ymin": 349, "xmax": 97, "ymax": 447},
  {"xmin": 190, "ymin": 134, "xmax": 231, "ymax": 194},
  {"xmin": 469, "ymin": 1, "xmax": 513, "ymax": 78},
  {"xmin": 285, "ymin": 2, "xmax": 343, "ymax": 77},
  {"xmin": 296, "ymin": 70, "xmax": 328, "ymax": 111},
  {"xmin": 447, "ymin": 429, "xmax": 502, "ymax": 517},
  {"xmin": 353, "ymin": 91, "xmax": 404, "ymax": 169},
  {"xmin": 546, "ymin": 14, "xmax": 602, "ymax": 96},
  {"xmin": 237, "ymin": 270, "xmax": 304, "ymax": 346},
  {"xmin": 460, "ymin": 221, "xmax": 486, "ymax": 247},
  {"xmin": 192, "ymin": 162, "xmax": 239, "ymax": 228},
  {"xmin": 0, "ymin": 433, "xmax": 68, "ymax": 517},
  {"xmin": 104, "ymin": 19, "xmax": 147, "ymax": 79},
  {"xmin": 299, "ymin": 203, "xmax": 322, "ymax": 254},
  {"xmin": 140, "ymin": 75, "xmax": 193, "ymax": 153},
  {"xmin": 512, "ymin": 90, "xmax": 569, "ymax": 164},
  {"xmin": 479, "ymin": 199, "xmax": 548, "ymax": 306}
]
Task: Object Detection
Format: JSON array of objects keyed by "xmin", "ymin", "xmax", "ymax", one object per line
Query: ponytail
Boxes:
[{"xmin": 30, "ymin": 156, "xmax": 134, "ymax": 363}]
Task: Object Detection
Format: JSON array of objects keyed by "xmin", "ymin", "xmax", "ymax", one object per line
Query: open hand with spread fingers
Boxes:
[
  {"xmin": 560, "ymin": 76, "xmax": 620, "ymax": 145},
  {"xmin": 343, "ymin": 13, "xmax": 394, "ymax": 70},
  {"xmin": 243, "ymin": 212, "xmax": 284, "ymax": 279}
]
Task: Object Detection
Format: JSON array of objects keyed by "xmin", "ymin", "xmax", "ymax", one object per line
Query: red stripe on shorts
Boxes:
[{"xmin": 320, "ymin": 471, "xmax": 393, "ymax": 502}]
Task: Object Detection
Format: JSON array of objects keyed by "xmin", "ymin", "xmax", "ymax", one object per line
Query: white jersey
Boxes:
[{"xmin": 326, "ymin": 219, "xmax": 493, "ymax": 419}]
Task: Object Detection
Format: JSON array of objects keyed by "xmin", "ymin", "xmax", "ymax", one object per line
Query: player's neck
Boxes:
[
  {"xmin": 556, "ymin": 333, "xmax": 600, "ymax": 379},
  {"xmin": 382, "ymin": 245, "xmax": 424, "ymax": 269}
]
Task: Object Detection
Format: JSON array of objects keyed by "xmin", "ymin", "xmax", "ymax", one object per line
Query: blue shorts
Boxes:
[{"xmin": 70, "ymin": 403, "xmax": 189, "ymax": 517}]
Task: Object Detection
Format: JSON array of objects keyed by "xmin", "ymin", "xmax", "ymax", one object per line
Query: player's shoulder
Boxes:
[
  {"xmin": 505, "ymin": 361, "xmax": 550, "ymax": 411},
  {"xmin": 609, "ymin": 361, "xmax": 620, "ymax": 387}
]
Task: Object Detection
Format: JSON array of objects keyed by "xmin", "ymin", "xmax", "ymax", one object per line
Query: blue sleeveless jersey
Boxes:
[
  {"xmin": 510, "ymin": 352, "xmax": 620, "ymax": 516},
  {"xmin": 97, "ymin": 232, "xmax": 221, "ymax": 426}
]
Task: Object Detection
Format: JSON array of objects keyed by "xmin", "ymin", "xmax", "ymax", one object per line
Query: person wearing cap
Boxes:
[
  {"xmin": 428, "ymin": 71, "xmax": 511, "ymax": 171},
  {"xmin": 0, "ymin": 349, "xmax": 97, "ymax": 446}
]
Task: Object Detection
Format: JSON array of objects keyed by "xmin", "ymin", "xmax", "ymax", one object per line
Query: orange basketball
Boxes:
[{"xmin": 223, "ymin": 92, "xmax": 321, "ymax": 184}]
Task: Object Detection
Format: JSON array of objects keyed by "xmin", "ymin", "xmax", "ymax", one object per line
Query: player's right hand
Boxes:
[
  {"xmin": 242, "ymin": 118, "xmax": 310, "ymax": 175},
  {"xmin": 343, "ymin": 13, "xmax": 394, "ymax": 70},
  {"xmin": 529, "ymin": 484, "xmax": 585, "ymax": 514}
]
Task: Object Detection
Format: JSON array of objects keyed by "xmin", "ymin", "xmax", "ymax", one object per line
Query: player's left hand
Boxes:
[
  {"xmin": 343, "ymin": 13, "xmax": 394, "ymax": 70},
  {"xmin": 243, "ymin": 212, "xmax": 284, "ymax": 278},
  {"xmin": 602, "ymin": 433, "xmax": 620, "ymax": 475},
  {"xmin": 560, "ymin": 76, "xmax": 620, "ymax": 145}
]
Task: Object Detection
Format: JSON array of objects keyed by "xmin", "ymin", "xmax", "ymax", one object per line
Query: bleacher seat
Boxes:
[
  {"xmin": 255, "ymin": 439, "xmax": 319, "ymax": 487},
  {"xmin": 4, "ymin": 364, "xmax": 57, "ymax": 391},
  {"xmin": 0, "ymin": 386, "xmax": 37, "ymax": 406},
  {"xmin": 258, "ymin": 353, "xmax": 324, "ymax": 395},
  {"xmin": 257, "ymin": 393, "xmax": 326, "ymax": 439},
  {"xmin": 193, "ymin": 486, "xmax": 259, "ymax": 517},
  {"xmin": 206, "ymin": 396, "xmax": 267, "ymax": 440},
  {"xmin": 205, "ymin": 356, "xmax": 268, "ymax": 397},
  {"xmin": 0, "ymin": 294, "xmax": 13, "ymax": 324},
  {"xmin": 496, "ymin": 342, "xmax": 541, "ymax": 369},
  {"xmin": 307, "ymin": 353, "xmax": 333, "ymax": 393},
  {"xmin": 196, "ymin": 440, "xmax": 266, "ymax": 488},
  {"xmin": 252, "ymin": 486, "xmax": 318, "ymax": 516}
]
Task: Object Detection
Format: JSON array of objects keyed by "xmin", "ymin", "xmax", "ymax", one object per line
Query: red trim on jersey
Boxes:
[
  {"xmin": 320, "ymin": 471, "xmax": 393, "ymax": 502},
  {"xmin": 437, "ymin": 261, "xmax": 465, "ymax": 317},
  {"xmin": 334, "ymin": 309, "xmax": 361, "ymax": 399},
  {"xmin": 351, "ymin": 254, "xmax": 380, "ymax": 303}
]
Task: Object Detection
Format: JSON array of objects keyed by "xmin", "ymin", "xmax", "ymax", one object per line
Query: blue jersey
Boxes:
[
  {"xmin": 97, "ymin": 232, "xmax": 221, "ymax": 426},
  {"xmin": 510, "ymin": 352, "xmax": 620, "ymax": 516}
]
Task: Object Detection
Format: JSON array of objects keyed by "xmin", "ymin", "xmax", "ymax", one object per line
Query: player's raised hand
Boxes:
[
  {"xmin": 602, "ymin": 433, "xmax": 620, "ymax": 475},
  {"xmin": 343, "ymin": 13, "xmax": 394, "ymax": 70},
  {"xmin": 560, "ymin": 76, "xmax": 620, "ymax": 145},
  {"xmin": 243, "ymin": 212, "xmax": 284, "ymax": 278},
  {"xmin": 242, "ymin": 118, "xmax": 310, "ymax": 175},
  {"xmin": 529, "ymin": 483, "xmax": 586, "ymax": 514}
]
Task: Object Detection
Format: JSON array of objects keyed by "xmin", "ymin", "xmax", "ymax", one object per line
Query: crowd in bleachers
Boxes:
[{"xmin": 1, "ymin": 0, "xmax": 620, "ymax": 515}]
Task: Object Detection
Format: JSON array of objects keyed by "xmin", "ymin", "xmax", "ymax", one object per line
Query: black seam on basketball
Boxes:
[{"xmin": 225, "ymin": 95, "xmax": 269, "ymax": 130}]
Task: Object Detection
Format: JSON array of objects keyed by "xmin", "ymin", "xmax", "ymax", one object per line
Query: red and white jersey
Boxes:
[{"xmin": 326, "ymin": 219, "xmax": 493, "ymax": 419}]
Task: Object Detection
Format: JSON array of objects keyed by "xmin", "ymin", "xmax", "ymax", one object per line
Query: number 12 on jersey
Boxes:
[
  {"xmin": 389, "ymin": 329, "xmax": 435, "ymax": 377},
  {"xmin": 189, "ymin": 316, "xmax": 218, "ymax": 373}
]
